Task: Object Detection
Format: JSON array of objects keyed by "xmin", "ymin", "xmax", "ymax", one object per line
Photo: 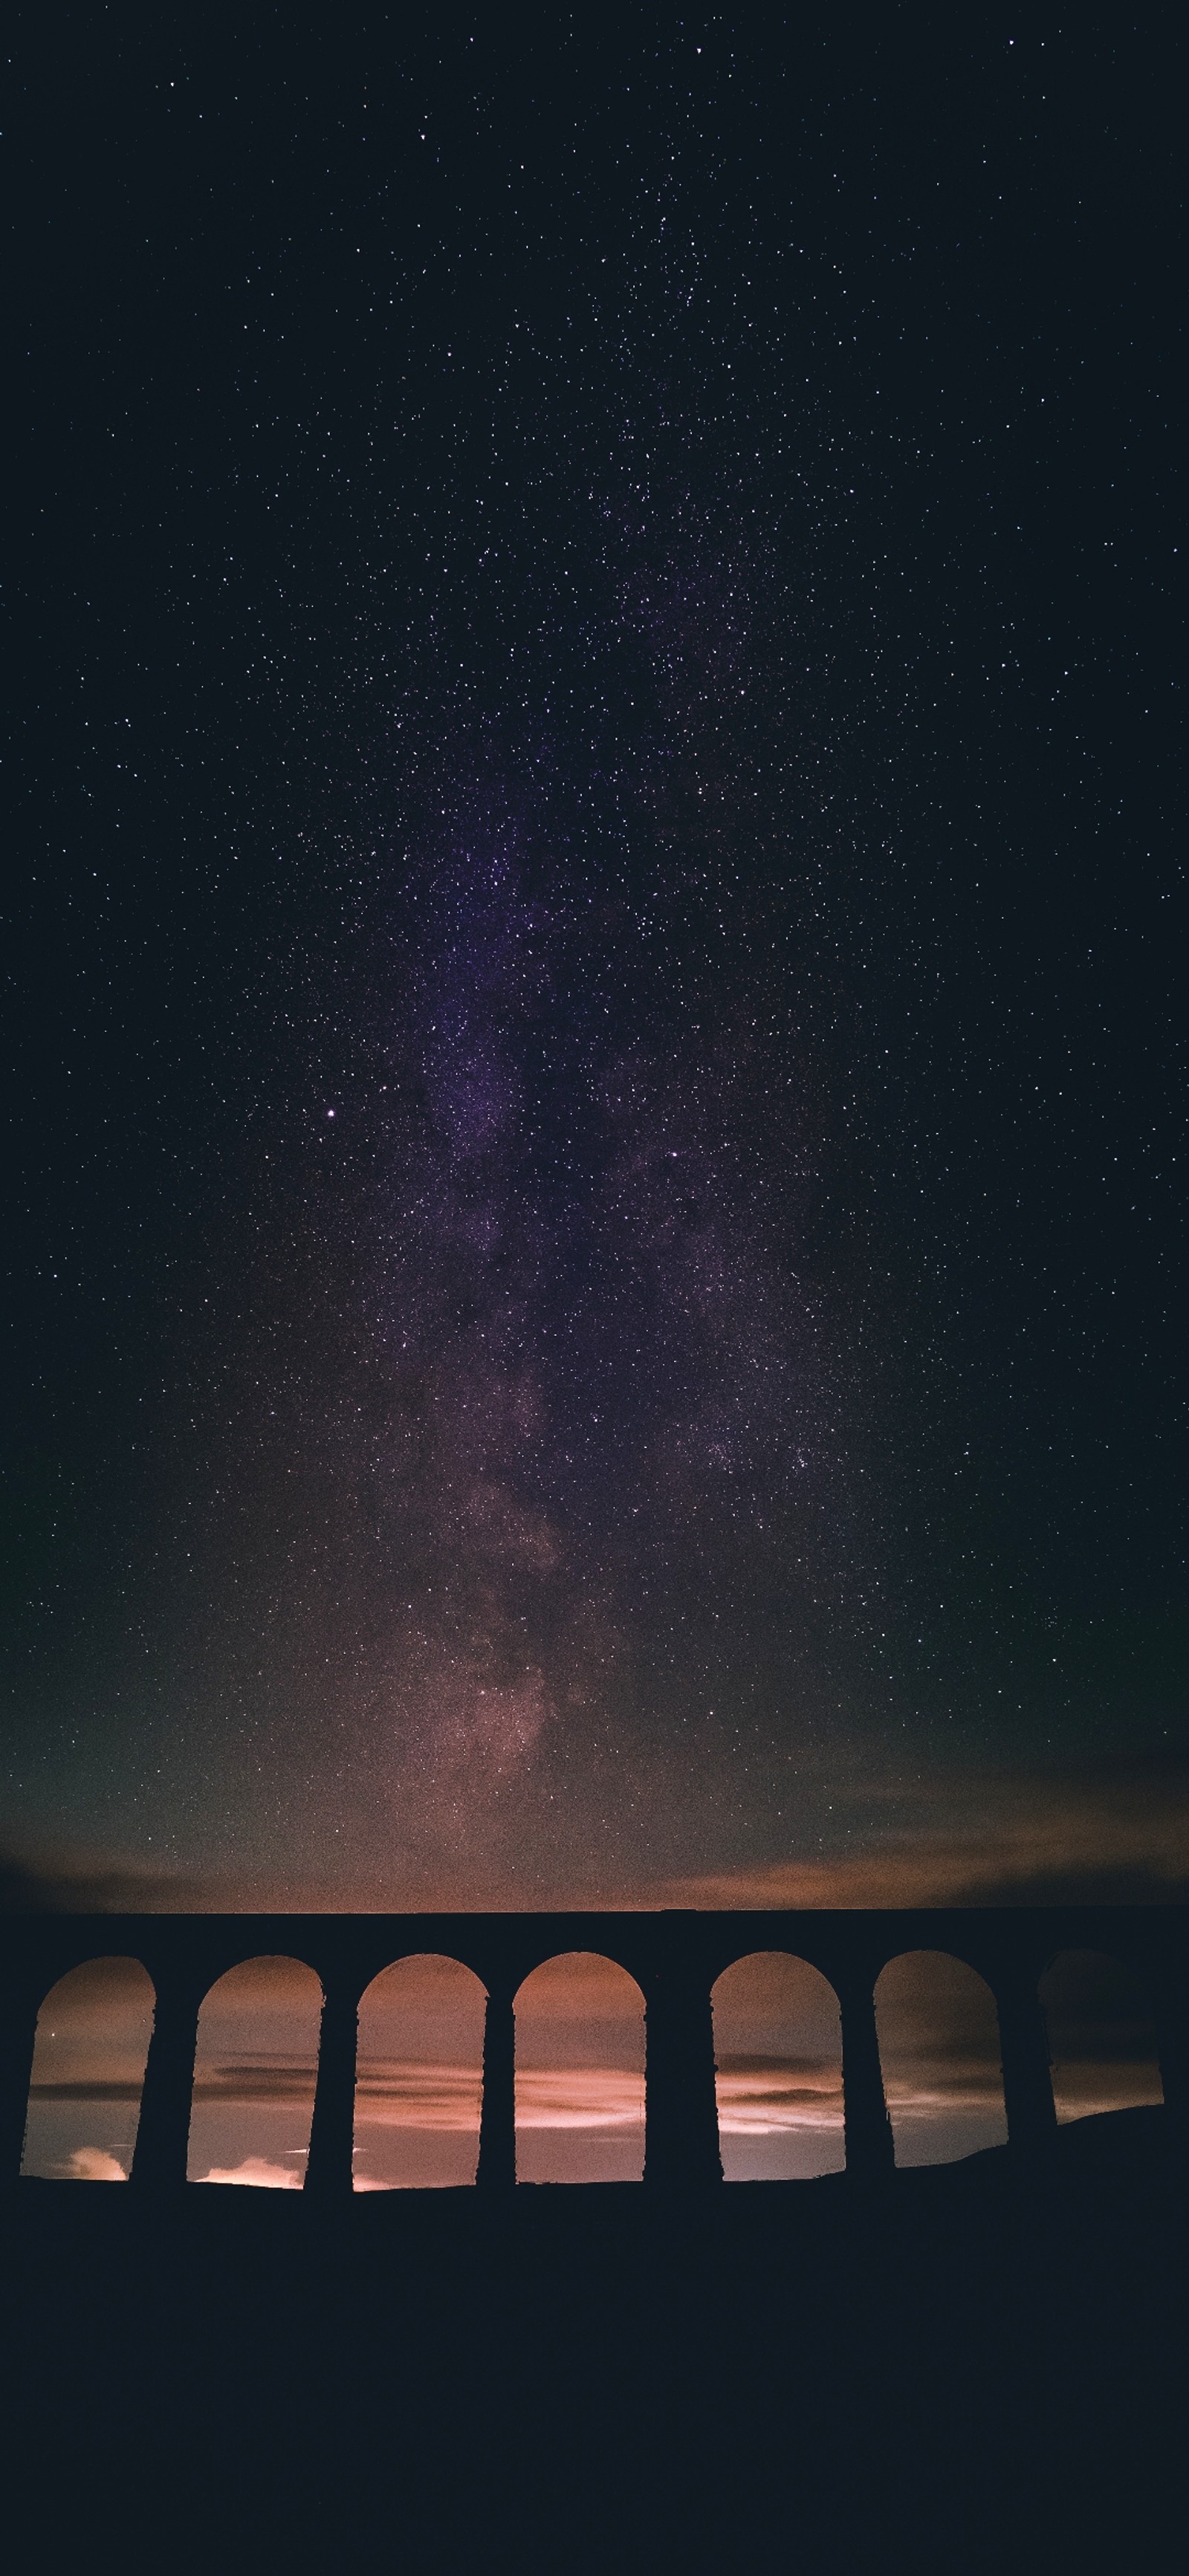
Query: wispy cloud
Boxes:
[
  {"xmin": 513, "ymin": 2068, "xmax": 645, "ymax": 2130},
  {"xmin": 714, "ymin": 2056, "xmax": 843, "ymax": 2135},
  {"xmin": 190, "ymin": 2060, "xmax": 318, "ymax": 2104},
  {"xmin": 0, "ymin": 1844, "xmax": 218, "ymax": 1915},
  {"xmin": 5, "ymin": 1752, "xmax": 1187, "ymax": 1918},
  {"xmin": 29, "ymin": 2078, "xmax": 146, "ymax": 2101},
  {"xmin": 354, "ymin": 2058, "xmax": 482, "ymax": 2131},
  {"xmin": 664, "ymin": 1756, "xmax": 1189, "ymax": 1911}
]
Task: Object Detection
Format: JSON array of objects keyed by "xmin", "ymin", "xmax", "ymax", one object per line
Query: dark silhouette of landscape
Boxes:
[{"xmin": 2, "ymin": 1906, "xmax": 1185, "ymax": 2572}]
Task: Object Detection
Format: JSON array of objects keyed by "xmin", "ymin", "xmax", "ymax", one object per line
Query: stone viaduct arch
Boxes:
[
  {"xmin": 874, "ymin": 1950, "xmax": 1008, "ymax": 2167},
  {"xmin": 1040, "ymin": 1944, "xmax": 1164, "ymax": 2125},
  {"xmin": 710, "ymin": 1953, "xmax": 845, "ymax": 2181},
  {"xmin": 2, "ymin": 1904, "xmax": 1186, "ymax": 2193},
  {"xmin": 21, "ymin": 1954, "xmax": 155, "ymax": 2181},
  {"xmin": 353, "ymin": 1954, "xmax": 487, "ymax": 2190},
  {"xmin": 187, "ymin": 1954, "xmax": 323, "ymax": 2187},
  {"xmin": 513, "ymin": 1951, "xmax": 647, "ymax": 2184}
]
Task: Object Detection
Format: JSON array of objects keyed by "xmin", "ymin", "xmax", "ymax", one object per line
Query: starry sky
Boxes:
[{"xmin": 5, "ymin": 13, "xmax": 1185, "ymax": 1914}]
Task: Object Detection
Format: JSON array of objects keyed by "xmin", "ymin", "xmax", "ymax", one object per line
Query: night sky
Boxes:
[{"xmin": 6, "ymin": 14, "xmax": 1185, "ymax": 1916}]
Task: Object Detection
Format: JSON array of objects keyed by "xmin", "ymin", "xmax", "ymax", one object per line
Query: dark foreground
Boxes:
[{"xmin": 2, "ymin": 2109, "xmax": 1182, "ymax": 2575}]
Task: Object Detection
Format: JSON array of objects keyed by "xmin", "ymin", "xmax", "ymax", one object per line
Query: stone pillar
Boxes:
[
  {"xmin": 130, "ymin": 1973, "xmax": 204, "ymax": 2190},
  {"xmin": 0, "ymin": 1977, "xmax": 42, "ymax": 2184},
  {"xmin": 994, "ymin": 1967, "xmax": 1058, "ymax": 2152},
  {"xmin": 644, "ymin": 1962, "xmax": 722, "ymax": 2187},
  {"xmin": 476, "ymin": 1987, "xmax": 517, "ymax": 2190},
  {"xmin": 839, "ymin": 1973, "xmax": 895, "ymax": 2181},
  {"xmin": 304, "ymin": 1977, "xmax": 360, "ymax": 2197}
]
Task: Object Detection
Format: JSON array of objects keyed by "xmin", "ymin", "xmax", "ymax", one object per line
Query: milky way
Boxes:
[
  {"xmin": 175, "ymin": 473, "xmax": 884, "ymax": 1900},
  {"xmin": 6, "ymin": 20, "xmax": 1183, "ymax": 1908}
]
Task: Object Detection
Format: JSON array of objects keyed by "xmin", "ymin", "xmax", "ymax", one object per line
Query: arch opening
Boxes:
[
  {"xmin": 711, "ymin": 1952, "xmax": 843, "ymax": 2181},
  {"xmin": 513, "ymin": 1953, "xmax": 645, "ymax": 2184},
  {"xmin": 875, "ymin": 1950, "xmax": 1008, "ymax": 2167},
  {"xmin": 22, "ymin": 1956, "xmax": 155, "ymax": 2181},
  {"xmin": 353, "ymin": 1954, "xmax": 486, "ymax": 2190},
  {"xmin": 1040, "ymin": 1948, "xmax": 1163, "ymax": 2124},
  {"xmin": 187, "ymin": 1955, "xmax": 323, "ymax": 2187}
]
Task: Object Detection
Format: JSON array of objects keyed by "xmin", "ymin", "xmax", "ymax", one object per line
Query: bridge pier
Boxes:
[
  {"xmin": 1149, "ymin": 1963, "xmax": 1189, "ymax": 2156},
  {"xmin": 130, "ymin": 1975, "xmax": 204, "ymax": 2190},
  {"xmin": 839, "ymin": 1972, "xmax": 895, "ymax": 2181},
  {"xmin": 643, "ymin": 1962, "xmax": 722, "ymax": 2187},
  {"xmin": 476, "ymin": 1987, "xmax": 517, "ymax": 2188},
  {"xmin": 0, "ymin": 1979, "xmax": 42, "ymax": 2184},
  {"xmin": 305, "ymin": 1976, "xmax": 360, "ymax": 2196},
  {"xmin": 994, "ymin": 1966, "xmax": 1059, "ymax": 2155}
]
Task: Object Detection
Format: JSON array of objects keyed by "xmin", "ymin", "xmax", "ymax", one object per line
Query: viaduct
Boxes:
[{"xmin": 2, "ymin": 1902, "xmax": 1186, "ymax": 2190}]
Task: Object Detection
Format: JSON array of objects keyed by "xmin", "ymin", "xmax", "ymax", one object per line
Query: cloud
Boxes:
[
  {"xmin": 191, "ymin": 2062, "xmax": 318, "ymax": 2104},
  {"xmin": 712, "ymin": 2056, "xmax": 844, "ymax": 2135},
  {"xmin": 0, "ymin": 1844, "xmax": 213, "ymax": 1915},
  {"xmin": 513, "ymin": 2067, "xmax": 646, "ymax": 2130},
  {"xmin": 662, "ymin": 1754, "xmax": 1189, "ymax": 1911},
  {"xmin": 195, "ymin": 2157, "xmax": 305, "ymax": 2188},
  {"xmin": 882, "ymin": 2076, "xmax": 1007, "ymax": 2112},
  {"xmin": 4, "ymin": 1751, "xmax": 1187, "ymax": 1921},
  {"xmin": 59, "ymin": 2146, "xmax": 129, "ymax": 2181},
  {"xmin": 29, "ymin": 2078, "xmax": 146, "ymax": 2101},
  {"xmin": 354, "ymin": 2058, "xmax": 483, "ymax": 2132}
]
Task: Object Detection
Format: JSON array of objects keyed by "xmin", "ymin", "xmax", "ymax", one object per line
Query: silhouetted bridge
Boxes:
[{"xmin": 3, "ymin": 1904, "xmax": 1187, "ymax": 2190}]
